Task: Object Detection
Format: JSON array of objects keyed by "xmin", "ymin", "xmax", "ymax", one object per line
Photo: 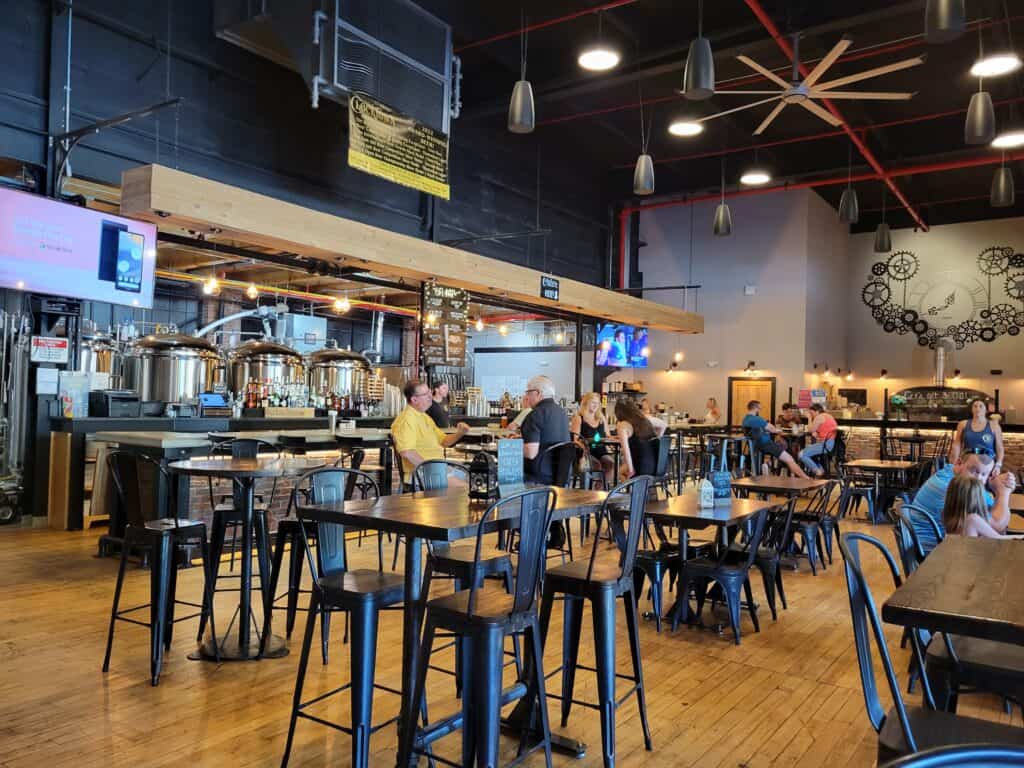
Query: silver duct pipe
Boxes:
[
  {"xmin": 360, "ymin": 311, "xmax": 384, "ymax": 363},
  {"xmin": 934, "ymin": 338, "xmax": 954, "ymax": 386},
  {"xmin": 193, "ymin": 303, "xmax": 287, "ymax": 340}
]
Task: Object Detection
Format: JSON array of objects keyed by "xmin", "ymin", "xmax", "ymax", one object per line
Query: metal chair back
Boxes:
[
  {"xmin": 209, "ymin": 437, "xmax": 281, "ymax": 459},
  {"xmin": 465, "ymin": 487, "xmax": 557, "ymax": 618},
  {"xmin": 540, "ymin": 441, "xmax": 579, "ymax": 488},
  {"xmin": 882, "ymin": 745, "xmax": 1024, "ymax": 767},
  {"xmin": 589, "ymin": 476, "xmax": 652, "ymax": 586},
  {"xmin": 106, "ymin": 450, "xmax": 176, "ymax": 527},
  {"xmin": 651, "ymin": 436, "xmax": 671, "ymax": 479},
  {"xmin": 899, "ymin": 500, "xmax": 946, "ymax": 554},
  {"xmin": 412, "ymin": 459, "xmax": 469, "ymax": 491},
  {"xmin": 295, "ymin": 467, "xmax": 381, "ymax": 578}
]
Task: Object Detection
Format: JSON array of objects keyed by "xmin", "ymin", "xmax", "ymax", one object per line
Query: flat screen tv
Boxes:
[
  {"xmin": 595, "ymin": 323, "xmax": 648, "ymax": 368},
  {"xmin": 0, "ymin": 187, "xmax": 157, "ymax": 308}
]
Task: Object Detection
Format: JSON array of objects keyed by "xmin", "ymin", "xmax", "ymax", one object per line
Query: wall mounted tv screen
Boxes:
[
  {"xmin": 0, "ymin": 187, "xmax": 157, "ymax": 308},
  {"xmin": 595, "ymin": 324, "xmax": 648, "ymax": 368}
]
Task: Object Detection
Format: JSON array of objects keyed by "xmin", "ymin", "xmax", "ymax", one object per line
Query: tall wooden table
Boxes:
[
  {"xmin": 168, "ymin": 455, "xmax": 325, "ymax": 660},
  {"xmin": 299, "ymin": 486, "xmax": 607, "ymax": 765}
]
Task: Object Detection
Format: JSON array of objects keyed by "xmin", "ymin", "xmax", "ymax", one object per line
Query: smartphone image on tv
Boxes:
[
  {"xmin": 98, "ymin": 220, "xmax": 128, "ymax": 282},
  {"xmin": 115, "ymin": 231, "xmax": 145, "ymax": 293}
]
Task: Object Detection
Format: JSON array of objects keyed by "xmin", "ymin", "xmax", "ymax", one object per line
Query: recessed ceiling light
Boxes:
[
  {"xmin": 578, "ymin": 45, "xmax": 620, "ymax": 71},
  {"xmin": 992, "ymin": 130, "xmax": 1024, "ymax": 149},
  {"xmin": 668, "ymin": 119, "xmax": 704, "ymax": 137},
  {"xmin": 740, "ymin": 167, "xmax": 772, "ymax": 186},
  {"xmin": 971, "ymin": 53, "xmax": 1022, "ymax": 78}
]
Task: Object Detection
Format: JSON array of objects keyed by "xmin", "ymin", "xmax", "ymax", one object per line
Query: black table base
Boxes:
[{"xmin": 190, "ymin": 633, "xmax": 288, "ymax": 661}]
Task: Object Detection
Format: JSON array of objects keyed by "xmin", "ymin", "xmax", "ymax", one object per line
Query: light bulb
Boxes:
[
  {"xmin": 340, "ymin": 296, "xmax": 350, "ymax": 312},
  {"xmin": 971, "ymin": 53, "xmax": 1022, "ymax": 78},
  {"xmin": 555, "ymin": 332, "xmax": 565, "ymax": 343},
  {"xmin": 333, "ymin": 297, "xmax": 348, "ymax": 312},
  {"xmin": 674, "ymin": 352, "xmax": 684, "ymax": 362},
  {"xmin": 740, "ymin": 167, "xmax": 772, "ymax": 185},
  {"xmin": 15, "ymin": 280, "xmax": 24, "ymax": 290},
  {"xmin": 475, "ymin": 318, "xmax": 484, "ymax": 332},
  {"xmin": 641, "ymin": 346, "xmax": 650, "ymax": 358},
  {"xmin": 202, "ymin": 277, "xmax": 219, "ymax": 295},
  {"xmin": 668, "ymin": 120, "xmax": 704, "ymax": 137},
  {"xmin": 993, "ymin": 130, "xmax": 1024, "ymax": 149},
  {"xmin": 499, "ymin": 324, "xmax": 509, "ymax": 336},
  {"xmin": 246, "ymin": 283, "xmax": 259, "ymax": 300},
  {"xmin": 578, "ymin": 45, "xmax": 620, "ymax": 71},
  {"xmin": 426, "ymin": 311, "xmax": 437, "ymax": 324},
  {"xmin": 846, "ymin": 371, "xmax": 854, "ymax": 381}
]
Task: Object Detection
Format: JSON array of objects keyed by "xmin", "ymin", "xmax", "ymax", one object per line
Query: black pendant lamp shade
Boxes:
[
  {"xmin": 991, "ymin": 162, "xmax": 1016, "ymax": 207},
  {"xmin": 508, "ymin": 14, "xmax": 535, "ymax": 134},
  {"xmin": 633, "ymin": 154, "xmax": 655, "ymax": 195},
  {"xmin": 925, "ymin": 0, "xmax": 966, "ymax": 44},
  {"xmin": 965, "ymin": 90, "xmax": 996, "ymax": 144},
  {"xmin": 838, "ymin": 144, "xmax": 859, "ymax": 224},
  {"xmin": 682, "ymin": 0, "xmax": 714, "ymax": 100},
  {"xmin": 713, "ymin": 157, "xmax": 731, "ymax": 235},
  {"xmin": 874, "ymin": 186, "xmax": 891, "ymax": 253}
]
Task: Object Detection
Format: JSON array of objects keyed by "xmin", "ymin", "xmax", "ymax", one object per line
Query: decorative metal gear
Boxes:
[
  {"xmin": 979, "ymin": 246, "xmax": 1012, "ymax": 276},
  {"xmin": 958, "ymin": 319, "xmax": 982, "ymax": 343},
  {"xmin": 882, "ymin": 305, "xmax": 903, "ymax": 323},
  {"xmin": 912, "ymin": 319, "xmax": 929, "ymax": 335},
  {"xmin": 871, "ymin": 306, "xmax": 885, "ymax": 320},
  {"xmin": 883, "ymin": 321, "xmax": 897, "ymax": 333},
  {"xmin": 1009, "ymin": 325, "xmax": 1021, "ymax": 336},
  {"xmin": 980, "ymin": 309, "xmax": 992, "ymax": 320},
  {"xmin": 917, "ymin": 335, "xmax": 930, "ymax": 347},
  {"xmin": 896, "ymin": 323, "xmax": 911, "ymax": 335},
  {"xmin": 989, "ymin": 303, "xmax": 1015, "ymax": 326},
  {"xmin": 902, "ymin": 309, "xmax": 919, "ymax": 324},
  {"xmin": 1007, "ymin": 273, "xmax": 1024, "ymax": 300},
  {"xmin": 943, "ymin": 325, "xmax": 959, "ymax": 338},
  {"xmin": 980, "ymin": 327, "xmax": 997, "ymax": 342},
  {"xmin": 994, "ymin": 322, "xmax": 1010, "ymax": 336},
  {"xmin": 887, "ymin": 251, "xmax": 919, "ymax": 281},
  {"xmin": 862, "ymin": 281, "xmax": 891, "ymax": 308},
  {"xmin": 871, "ymin": 262, "xmax": 888, "ymax": 277},
  {"xmin": 928, "ymin": 340, "xmax": 938, "ymax": 349},
  {"xmin": 1011, "ymin": 253, "xmax": 1024, "ymax": 269},
  {"xmin": 955, "ymin": 339, "xmax": 965, "ymax": 350},
  {"xmin": 925, "ymin": 327, "xmax": 939, "ymax": 341}
]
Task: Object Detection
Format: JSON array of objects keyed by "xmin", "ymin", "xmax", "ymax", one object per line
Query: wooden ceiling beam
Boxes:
[{"xmin": 122, "ymin": 165, "xmax": 703, "ymax": 333}]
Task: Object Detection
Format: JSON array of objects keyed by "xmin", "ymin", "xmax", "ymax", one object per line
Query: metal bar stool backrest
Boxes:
[
  {"xmin": 465, "ymin": 487, "xmax": 557, "ymax": 618},
  {"xmin": 891, "ymin": 506, "xmax": 929, "ymax": 578},
  {"xmin": 757, "ymin": 497, "xmax": 798, "ymax": 557},
  {"xmin": 412, "ymin": 460, "xmax": 469, "ymax": 492},
  {"xmin": 591, "ymin": 475, "xmax": 652, "ymax": 586},
  {"xmin": 882, "ymin": 744, "xmax": 1024, "ymax": 768},
  {"xmin": 806, "ymin": 481, "xmax": 838, "ymax": 519},
  {"xmin": 898, "ymin": 501, "xmax": 945, "ymax": 549},
  {"xmin": 540, "ymin": 441, "xmax": 580, "ymax": 488},
  {"xmin": 106, "ymin": 450, "xmax": 175, "ymax": 526},
  {"xmin": 649, "ymin": 436, "xmax": 672, "ymax": 480},
  {"xmin": 295, "ymin": 467, "xmax": 381, "ymax": 578},
  {"xmin": 210, "ymin": 437, "xmax": 281, "ymax": 460},
  {"xmin": 838, "ymin": 532, "xmax": 935, "ymax": 753}
]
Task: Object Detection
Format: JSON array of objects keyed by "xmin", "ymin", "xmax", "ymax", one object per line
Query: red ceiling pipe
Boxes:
[
  {"xmin": 742, "ymin": 0, "xmax": 928, "ymax": 233},
  {"xmin": 454, "ymin": 0, "xmax": 639, "ymax": 52}
]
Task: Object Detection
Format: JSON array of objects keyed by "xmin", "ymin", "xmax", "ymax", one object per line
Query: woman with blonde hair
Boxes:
[
  {"xmin": 571, "ymin": 392, "xmax": 614, "ymax": 484},
  {"xmin": 942, "ymin": 474, "xmax": 1023, "ymax": 539},
  {"xmin": 704, "ymin": 397, "xmax": 721, "ymax": 425}
]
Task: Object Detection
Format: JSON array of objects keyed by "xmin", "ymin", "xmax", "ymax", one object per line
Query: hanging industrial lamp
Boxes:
[
  {"xmin": 713, "ymin": 157, "xmax": 732, "ymax": 236},
  {"xmin": 578, "ymin": 12, "xmax": 620, "ymax": 71},
  {"xmin": 682, "ymin": 0, "xmax": 715, "ymax": 100},
  {"xmin": 965, "ymin": 28, "xmax": 996, "ymax": 145},
  {"xmin": 632, "ymin": 91, "xmax": 655, "ymax": 195},
  {"xmin": 925, "ymin": 0, "xmax": 966, "ymax": 44},
  {"xmin": 874, "ymin": 186, "xmax": 892, "ymax": 253},
  {"xmin": 508, "ymin": 12, "xmax": 535, "ymax": 133},
  {"xmin": 838, "ymin": 144, "xmax": 860, "ymax": 224},
  {"xmin": 991, "ymin": 152, "xmax": 1016, "ymax": 207}
]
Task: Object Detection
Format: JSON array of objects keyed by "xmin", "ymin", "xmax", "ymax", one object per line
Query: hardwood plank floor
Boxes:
[{"xmin": 0, "ymin": 518, "xmax": 1018, "ymax": 767}]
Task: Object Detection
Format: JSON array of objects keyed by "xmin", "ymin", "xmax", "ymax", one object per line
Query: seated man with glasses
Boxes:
[
  {"xmin": 908, "ymin": 447, "xmax": 1017, "ymax": 553},
  {"xmin": 520, "ymin": 375, "xmax": 570, "ymax": 484},
  {"xmin": 391, "ymin": 380, "xmax": 469, "ymax": 479}
]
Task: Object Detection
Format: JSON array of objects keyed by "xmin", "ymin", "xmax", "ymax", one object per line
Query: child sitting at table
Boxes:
[{"xmin": 942, "ymin": 474, "xmax": 1024, "ymax": 540}]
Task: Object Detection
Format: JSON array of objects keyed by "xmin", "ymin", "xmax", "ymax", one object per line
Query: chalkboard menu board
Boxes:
[
  {"xmin": 422, "ymin": 282, "xmax": 468, "ymax": 366},
  {"xmin": 497, "ymin": 438, "xmax": 524, "ymax": 484}
]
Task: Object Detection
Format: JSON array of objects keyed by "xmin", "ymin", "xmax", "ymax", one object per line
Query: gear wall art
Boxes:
[{"xmin": 860, "ymin": 246, "xmax": 1024, "ymax": 349}]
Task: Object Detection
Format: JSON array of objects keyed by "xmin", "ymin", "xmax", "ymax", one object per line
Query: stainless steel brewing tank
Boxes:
[
  {"xmin": 122, "ymin": 334, "xmax": 223, "ymax": 402},
  {"xmin": 307, "ymin": 347, "xmax": 371, "ymax": 397},
  {"xmin": 78, "ymin": 332, "xmax": 120, "ymax": 375},
  {"xmin": 227, "ymin": 339, "xmax": 305, "ymax": 392}
]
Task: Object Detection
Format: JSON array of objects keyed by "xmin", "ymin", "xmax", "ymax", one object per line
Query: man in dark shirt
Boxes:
[
  {"xmin": 520, "ymin": 375, "xmax": 570, "ymax": 484},
  {"xmin": 426, "ymin": 379, "xmax": 451, "ymax": 428}
]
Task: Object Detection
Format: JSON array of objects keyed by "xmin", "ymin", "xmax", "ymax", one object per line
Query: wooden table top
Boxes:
[
  {"xmin": 643, "ymin": 492, "xmax": 779, "ymax": 529},
  {"xmin": 169, "ymin": 456, "xmax": 326, "ymax": 478},
  {"xmin": 731, "ymin": 476, "xmax": 830, "ymax": 495},
  {"xmin": 93, "ymin": 431, "xmax": 213, "ymax": 449},
  {"xmin": 882, "ymin": 536, "xmax": 1024, "ymax": 646},
  {"xmin": 845, "ymin": 459, "xmax": 918, "ymax": 471},
  {"xmin": 1010, "ymin": 494, "xmax": 1024, "ymax": 513},
  {"xmin": 209, "ymin": 429, "xmax": 337, "ymax": 444},
  {"xmin": 300, "ymin": 487, "xmax": 607, "ymax": 542}
]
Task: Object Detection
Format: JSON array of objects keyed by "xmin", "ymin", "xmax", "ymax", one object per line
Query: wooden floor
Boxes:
[{"xmin": 0, "ymin": 517, "xmax": 1018, "ymax": 768}]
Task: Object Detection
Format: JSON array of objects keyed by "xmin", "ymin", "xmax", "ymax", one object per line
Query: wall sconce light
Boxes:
[
  {"xmin": 846, "ymin": 370, "xmax": 855, "ymax": 381},
  {"xmin": 666, "ymin": 361, "xmax": 679, "ymax": 373},
  {"xmin": 823, "ymin": 362, "xmax": 831, "ymax": 377},
  {"xmin": 744, "ymin": 360, "xmax": 758, "ymax": 375},
  {"xmin": 953, "ymin": 368, "xmax": 962, "ymax": 381},
  {"xmin": 674, "ymin": 351, "xmax": 684, "ymax": 362},
  {"xmin": 879, "ymin": 369, "xmax": 888, "ymax": 379}
]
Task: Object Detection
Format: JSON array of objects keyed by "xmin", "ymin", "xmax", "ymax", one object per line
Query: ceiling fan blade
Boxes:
[
  {"xmin": 813, "ymin": 55, "xmax": 926, "ymax": 91},
  {"xmin": 812, "ymin": 91, "xmax": 916, "ymax": 100},
  {"xmin": 799, "ymin": 99, "xmax": 844, "ymax": 127},
  {"xmin": 754, "ymin": 102, "xmax": 787, "ymax": 135},
  {"xmin": 697, "ymin": 96, "xmax": 783, "ymax": 124},
  {"xmin": 736, "ymin": 55, "xmax": 792, "ymax": 88},
  {"xmin": 711, "ymin": 90, "xmax": 786, "ymax": 96},
  {"xmin": 803, "ymin": 36, "xmax": 853, "ymax": 87}
]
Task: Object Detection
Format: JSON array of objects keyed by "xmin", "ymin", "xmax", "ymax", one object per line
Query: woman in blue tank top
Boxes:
[{"xmin": 952, "ymin": 398, "xmax": 1004, "ymax": 471}]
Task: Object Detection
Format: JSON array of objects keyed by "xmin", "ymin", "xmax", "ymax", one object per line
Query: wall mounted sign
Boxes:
[
  {"xmin": 540, "ymin": 275, "xmax": 560, "ymax": 302},
  {"xmin": 30, "ymin": 336, "xmax": 69, "ymax": 364},
  {"xmin": 891, "ymin": 385, "xmax": 991, "ymax": 419},
  {"xmin": 422, "ymin": 282, "xmax": 468, "ymax": 366},
  {"xmin": 860, "ymin": 246, "xmax": 1024, "ymax": 348},
  {"xmin": 348, "ymin": 93, "xmax": 450, "ymax": 200}
]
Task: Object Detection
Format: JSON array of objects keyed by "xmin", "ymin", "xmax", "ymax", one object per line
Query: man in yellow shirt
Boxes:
[{"xmin": 391, "ymin": 380, "xmax": 469, "ymax": 478}]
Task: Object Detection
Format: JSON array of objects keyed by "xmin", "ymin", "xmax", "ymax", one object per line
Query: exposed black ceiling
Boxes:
[{"xmin": 420, "ymin": 0, "xmax": 1024, "ymax": 232}]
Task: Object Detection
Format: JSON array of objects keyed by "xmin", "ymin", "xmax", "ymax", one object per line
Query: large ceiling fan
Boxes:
[{"xmin": 701, "ymin": 35, "xmax": 926, "ymax": 135}]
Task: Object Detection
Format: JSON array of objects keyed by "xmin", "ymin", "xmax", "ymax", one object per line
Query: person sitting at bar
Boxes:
[
  {"xmin": 742, "ymin": 400, "xmax": 809, "ymax": 479},
  {"xmin": 799, "ymin": 403, "xmax": 838, "ymax": 477},
  {"xmin": 943, "ymin": 474, "xmax": 1024, "ymax": 539},
  {"xmin": 909, "ymin": 449, "xmax": 1017, "ymax": 553},
  {"xmin": 703, "ymin": 397, "xmax": 721, "ymax": 424},
  {"xmin": 391, "ymin": 380, "xmax": 469, "ymax": 478},
  {"xmin": 520, "ymin": 375, "xmax": 570, "ymax": 484},
  {"xmin": 571, "ymin": 392, "xmax": 614, "ymax": 484},
  {"xmin": 615, "ymin": 398, "xmax": 666, "ymax": 479},
  {"xmin": 950, "ymin": 397, "xmax": 1005, "ymax": 471},
  {"xmin": 776, "ymin": 403, "xmax": 802, "ymax": 430},
  {"xmin": 426, "ymin": 379, "xmax": 451, "ymax": 428}
]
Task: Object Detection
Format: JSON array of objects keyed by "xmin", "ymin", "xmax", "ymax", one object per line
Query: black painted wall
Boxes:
[{"xmin": 0, "ymin": 0, "xmax": 608, "ymax": 286}]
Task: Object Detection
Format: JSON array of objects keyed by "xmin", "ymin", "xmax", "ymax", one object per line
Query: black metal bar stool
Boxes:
[
  {"xmin": 102, "ymin": 450, "xmax": 217, "ymax": 685},
  {"xmin": 401, "ymin": 487, "xmax": 558, "ymax": 768},
  {"xmin": 281, "ymin": 467, "xmax": 405, "ymax": 768},
  {"xmin": 537, "ymin": 476, "xmax": 654, "ymax": 768}
]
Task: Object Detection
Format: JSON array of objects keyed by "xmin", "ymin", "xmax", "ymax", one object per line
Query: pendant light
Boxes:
[
  {"xmin": 924, "ymin": 0, "xmax": 966, "ymax": 45},
  {"xmin": 632, "ymin": 90, "xmax": 655, "ymax": 195},
  {"xmin": 965, "ymin": 28, "xmax": 996, "ymax": 145},
  {"xmin": 874, "ymin": 186, "xmax": 892, "ymax": 253},
  {"xmin": 682, "ymin": 0, "xmax": 715, "ymax": 100},
  {"xmin": 991, "ymin": 152, "xmax": 1016, "ymax": 207},
  {"xmin": 508, "ymin": 11, "xmax": 535, "ymax": 134},
  {"xmin": 713, "ymin": 157, "xmax": 732, "ymax": 236},
  {"xmin": 838, "ymin": 144, "xmax": 860, "ymax": 224},
  {"xmin": 578, "ymin": 12, "xmax": 620, "ymax": 72}
]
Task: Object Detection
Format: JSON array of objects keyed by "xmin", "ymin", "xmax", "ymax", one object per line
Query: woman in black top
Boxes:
[
  {"xmin": 426, "ymin": 380, "xmax": 451, "ymax": 428},
  {"xmin": 614, "ymin": 398, "xmax": 666, "ymax": 478},
  {"xmin": 571, "ymin": 392, "xmax": 614, "ymax": 484}
]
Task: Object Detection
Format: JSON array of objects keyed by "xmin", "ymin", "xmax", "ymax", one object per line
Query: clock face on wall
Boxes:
[{"xmin": 861, "ymin": 246, "xmax": 1024, "ymax": 348}]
